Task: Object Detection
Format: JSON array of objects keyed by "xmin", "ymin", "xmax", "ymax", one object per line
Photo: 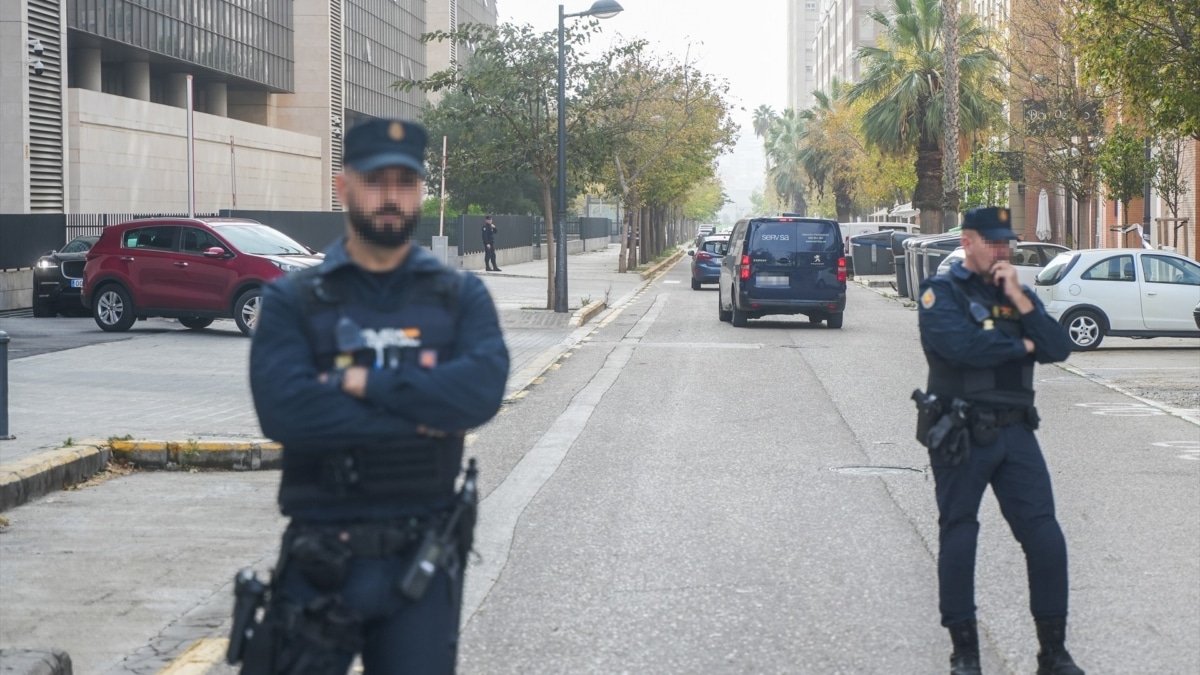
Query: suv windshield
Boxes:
[
  {"xmin": 214, "ymin": 224, "xmax": 309, "ymax": 255},
  {"xmin": 61, "ymin": 236, "xmax": 97, "ymax": 253}
]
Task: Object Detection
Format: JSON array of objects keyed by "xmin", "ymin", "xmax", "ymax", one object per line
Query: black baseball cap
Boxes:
[
  {"xmin": 961, "ymin": 206, "xmax": 1017, "ymax": 241},
  {"xmin": 342, "ymin": 118, "xmax": 427, "ymax": 176}
]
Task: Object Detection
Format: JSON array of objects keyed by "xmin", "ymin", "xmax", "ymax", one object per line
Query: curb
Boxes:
[
  {"xmin": 109, "ymin": 439, "xmax": 281, "ymax": 470},
  {"xmin": 568, "ymin": 301, "xmax": 607, "ymax": 328},
  {"xmin": 0, "ymin": 443, "xmax": 108, "ymax": 512},
  {"xmin": 0, "ymin": 439, "xmax": 281, "ymax": 512},
  {"xmin": 0, "ymin": 648, "xmax": 73, "ymax": 675},
  {"xmin": 639, "ymin": 248, "xmax": 686, "ymax": 280}
]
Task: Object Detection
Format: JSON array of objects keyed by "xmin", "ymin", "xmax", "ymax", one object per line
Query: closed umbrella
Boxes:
[{"xmin": 1036, "ymin": 188, "xmax": 1052, "ymax": 241}]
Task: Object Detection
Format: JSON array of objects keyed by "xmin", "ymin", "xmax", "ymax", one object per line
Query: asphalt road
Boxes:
[{"xmin": 0, "ymin": 260, "xmax": 1197, "ymax": 674}]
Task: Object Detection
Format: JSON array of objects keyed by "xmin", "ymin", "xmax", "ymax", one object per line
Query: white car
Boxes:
[
  {"xmin": 1034, "ymin": 248, "xmax": 1200, "ymax": 350},
  {"xmin": 936, "ymin": 242, "xmax": 1071, "ymax": 287}
]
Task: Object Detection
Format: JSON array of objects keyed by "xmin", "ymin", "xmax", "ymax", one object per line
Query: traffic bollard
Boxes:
[{"xmin": 0, "ymin": 331, "xmax": 11, "ymax": 440}]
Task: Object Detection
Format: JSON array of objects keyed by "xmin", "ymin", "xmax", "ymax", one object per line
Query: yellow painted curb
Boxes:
[
  {"xmin": 569, "ymin": 301, "xmax": 607, "ymax": 328},
  {"xmin": 639, "ymin": 249, "xmax": 686, "ymax": 280},
  {"xmin": 157, "ymin": 638, "xmax": 228, "ymax": 675},
  {"xmin": 110, "ymin": 439, "xmax": 282, "ymax": 470}
]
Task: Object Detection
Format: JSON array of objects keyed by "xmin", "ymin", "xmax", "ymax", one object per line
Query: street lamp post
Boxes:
[{"xmin": 556, "ymin": 0, "xmax": 623, "ymax": 313}]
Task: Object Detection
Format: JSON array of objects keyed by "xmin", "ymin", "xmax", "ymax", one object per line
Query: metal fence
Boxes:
[{"xmin": 2, "ymin": 210, "xmax": 609, "ymax": 270}]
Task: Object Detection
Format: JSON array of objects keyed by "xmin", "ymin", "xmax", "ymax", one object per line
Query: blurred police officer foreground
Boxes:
[
  {"xmin": 229, "ymin": 117, "xmax": 509, "ymax": 675},
  {"xmin": 915, "ymin": 207, "xmax": 1084, "ymax": 675}
]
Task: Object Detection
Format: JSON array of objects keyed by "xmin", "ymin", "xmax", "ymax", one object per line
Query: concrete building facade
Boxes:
[
  {"xmin": 785, "ymin": 0, "xmax": 823, "ymax": 112},
  {"xmin": 811, "ymin": 0, "xmax": 881, "ymax": 106},
  {"xmin": 2, "ymin": 0, "xmax": 494, "ymax": 218}
]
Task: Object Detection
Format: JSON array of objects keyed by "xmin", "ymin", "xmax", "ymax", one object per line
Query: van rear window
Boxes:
[{"xmin": 752, "ymin": 221, "xmax": 838, "ymax": 254}]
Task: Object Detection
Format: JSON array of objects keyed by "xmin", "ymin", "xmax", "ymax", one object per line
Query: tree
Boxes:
[
  {"xmin": 797, "ymin": 81, "xmax": 860, "ymax": 221},
  {"xmin": 399, "ymin": 22, "xmax": 624, "ymax": 308},
  {"xmin": 595, "ymin": 42, "xmax": 736, "ymax": 270},
  {"xmin": 1007, "ymin": 0, "xmax": 1105, "ymax": 247},
  {"xmin": 849, "ymin": 0, "xmax": 1003, "ymax": 233},
  {"xmin": 762, "ymin": 108, "xmax": 809, "ymax": 214},
  {"xmin": 959, "ymin": 144, "xmax": 1010, "ymax": 210},
  {"xmin": 1152, "ymin": 132, "xmax": 1190, "ymax": 239},
  {"xmin": 1096, "ymin": 123, "xmax": 1152, "ymax": 226},
  {"xmin": 1074, "ymin": 0, "xmax": 1200, "ymax": 140},
  {"xmin": 941, "ymin": 0, "xmax": 961, "ymax": 230},
  {"xmin": 682, "ymin": 175, "xmax": 726, "ymax": 223}
]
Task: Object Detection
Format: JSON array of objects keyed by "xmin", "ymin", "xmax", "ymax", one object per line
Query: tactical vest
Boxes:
[
  {"xmin": 925, "ymin": 276, "xmax": 1035, "ymax": 409},
  {"xmin": 278, "ymin": 264, "xmax": 465, "ymax": 516}
]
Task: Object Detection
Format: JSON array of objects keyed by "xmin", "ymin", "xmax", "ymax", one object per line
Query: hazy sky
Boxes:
[{"xmin": 495, "ymin": 0, "xmax": 788, "ymax": 218}]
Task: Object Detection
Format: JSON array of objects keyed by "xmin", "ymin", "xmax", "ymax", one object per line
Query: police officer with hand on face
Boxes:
[
  {"xmin": 915, "ymin": 207, "xmax": 1082, "ymax": 675},
  {"xmin": 238, "ymin": 118, "xmax": 509, "ymax": 674}
]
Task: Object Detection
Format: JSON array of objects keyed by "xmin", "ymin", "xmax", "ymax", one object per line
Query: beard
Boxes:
[{"xmin": 347, "ymin": 203, "xmax": 421, "ymax": 249}]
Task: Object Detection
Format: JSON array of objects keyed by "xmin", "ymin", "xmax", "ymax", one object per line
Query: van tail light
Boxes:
[
  {"xmin": 837, "ymin": 256, "xmax": 847, "ymax": 283},
  {"xmin": 740, "ymin": 254, "xmax": 750, "ymax": 280},
  {"xmin": 696, "ymin": 251, "xmax": 713, "ymax": 261}
]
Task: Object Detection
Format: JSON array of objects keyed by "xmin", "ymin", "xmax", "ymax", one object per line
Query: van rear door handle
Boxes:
[
  {"xmin": 120, "ymin": 256, "xmax": 135, "ymax": 262},
  {"xmin": 174, "ymin": 261, "xmax": 188, "ymax": 268},
  {"xmin": 1146, "ymin": 291, "xmax": 1157, "ymax": 296}
]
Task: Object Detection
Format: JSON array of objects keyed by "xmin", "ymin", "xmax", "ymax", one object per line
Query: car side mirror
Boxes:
[
  {"xmin": 688, "ymin": 250, "xmax": 695, "ymax": 257},
  {"xmin": 202, "ymin": 246, "xmax": 228, "ymax": 258},
  {"xmin": 305, "ymin": 246, "xmax": 317, "ymax": 255}
]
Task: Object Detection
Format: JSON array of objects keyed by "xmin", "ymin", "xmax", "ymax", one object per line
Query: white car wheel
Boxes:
[{"xmin": 1065, "ymin": 310, "xmax": 1105, "ymax": 350}]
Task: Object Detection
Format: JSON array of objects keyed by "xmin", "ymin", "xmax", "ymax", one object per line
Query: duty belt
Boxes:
[
  {"xmin": 979, "ymin": 408, "xmax": 1029, "ymax": 427},
  {"xmin": 288, "ymin": 520, "xmax": 427, "ymax": 558}
]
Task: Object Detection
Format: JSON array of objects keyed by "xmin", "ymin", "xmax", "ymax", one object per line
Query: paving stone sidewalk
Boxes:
[{"xmin": 0, "ymin": 245, "xmax": 648, "ymax": 466}]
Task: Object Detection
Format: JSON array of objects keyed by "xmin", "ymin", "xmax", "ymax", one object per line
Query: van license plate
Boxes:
[
  {"xmin": 757, "ymin": 275, "xmax": 789, "ymax": 287},
  {"xmin": 70, "ymin": 279, "xmax": 83, "ymax": 288}
]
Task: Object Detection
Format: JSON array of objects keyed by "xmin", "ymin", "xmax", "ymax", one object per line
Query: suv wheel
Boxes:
[
  {"xmin": 233, "ymin": 288, "xmax": 261, "ymax": 336},
  {"xmin": 827, "ymin": 313, "xmax": 844, "ymax": 329},
  {"xmin": 1064, "ymin": 309, "xmax": 1104, "ymax": 350},
  {"xmin": 179, "ymin": 317, "xmax": 214, "ymax": 330},
  {"xmin": 718, "ymin": 289, "xmax": 732, "ymax": 322},
  {"xmin": 93, "ymin": 285, "xmax": 136, "ymax": 332},
  {"xmin": 731, "ymin": 306, "xmax": 749, "ymax": 327},
  {"xmin": 32, "ymin": 299, "xmax": 56, "ymax": 318}
]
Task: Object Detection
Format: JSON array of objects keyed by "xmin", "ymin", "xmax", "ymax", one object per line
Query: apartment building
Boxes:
[
  {"xmin": 785, "ymin": 0, "xmax": 824, "ymax": 112},
  {"xmin": 811, "ymin": 0, "xmax": 881, "ymax": 104}
]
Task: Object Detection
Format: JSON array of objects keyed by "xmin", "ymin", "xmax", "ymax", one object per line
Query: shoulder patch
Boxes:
[{"xmin": 920, "ymin": 287, "xmax": 936, "ymax": 309}]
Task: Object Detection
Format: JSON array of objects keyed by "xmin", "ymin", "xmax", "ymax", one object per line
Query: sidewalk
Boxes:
[{"xmin": 0, "ymin": 244, "xmax": 648, "ymax": 469}]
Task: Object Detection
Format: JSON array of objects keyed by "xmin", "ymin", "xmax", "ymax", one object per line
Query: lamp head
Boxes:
[{"xmin": 584, "ymin": 0, "xmax": 623, "ymax": 19}]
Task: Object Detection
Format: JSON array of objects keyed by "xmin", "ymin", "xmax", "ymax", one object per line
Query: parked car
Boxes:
[
  {"xmin": 688, "ymin": 234, "xmax": 729, "ymax": 290},
  {"xmin": 82, "ymin": 218, "xmax": 323, "ymax": 336},
  {"xmin": 717, "ymin": 216, "xmax": 847, "ymax": 327},
  {"xmin": 937, "ymin": 242, "xmax": 1071, "ymax": 286},
  {"xmin": 33, "ymin": 235, "xmax": 99, "ymax": 317},
  {"xmin": 1034, "ymin": 248, "xmax": 1200, "ymax": 350}
]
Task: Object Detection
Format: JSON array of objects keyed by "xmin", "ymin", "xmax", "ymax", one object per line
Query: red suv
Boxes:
[{"xmin": 82, "ymin": 218, "xmax": 324, "ymax": 335}]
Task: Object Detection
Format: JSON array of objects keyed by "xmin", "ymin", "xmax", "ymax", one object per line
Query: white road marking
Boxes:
[
  {"xmin": 462, "ymin": 293, "xmax": 669, "ymax": 627},
  {"xmin": 1075, "ymin": 402, "xmax": 1165, "ymax": 416}
]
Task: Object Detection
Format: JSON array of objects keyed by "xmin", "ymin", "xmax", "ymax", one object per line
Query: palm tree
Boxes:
[
  {"xmin": 752, "ymin": 104, "xmax": 779, "ymax": 211},
  {"xmin": 763, "ymin": 108, "xmax": 808, "ymax": 215},
  {"xmin": 797, "ymin": 79, "xmax": 859, "ymax": 221},
  {"xmin": 848, "ymin": 0, "xmax": 1002, "ymax": 233}
]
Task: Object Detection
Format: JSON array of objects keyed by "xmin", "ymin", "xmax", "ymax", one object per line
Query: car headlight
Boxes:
[
  {"xmin": 271, "ymin": 260, "xmax": 303, "ymax": 273},
  {"xmin": 37, "ymin": 258, "xmax": 58, "ymax": 269}
]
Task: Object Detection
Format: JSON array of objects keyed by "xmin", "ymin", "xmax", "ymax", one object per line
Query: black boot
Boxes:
[
  {"xmin": 1035, "ymin": 618, "xmax": 1085, "ymax": 675},
  {"xmin": 947, "ymin": 620, "xmax": 982, "ymax": 675}
]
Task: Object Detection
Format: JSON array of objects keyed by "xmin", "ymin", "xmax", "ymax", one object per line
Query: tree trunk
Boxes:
[
  {"xmin": 618, "ymin": 202, "xmax": 629, "ymax": 273},
  {"xmin": 639, "ymin": 206, "xmax": 649, "ymax": 265},
  {"xmin": 914, "ymin": 138, "xmax": 945, "ymax": 233},
  {"xmin": 942, "ymin": 0, "xmax": 961, "ymax": 232},
  {"xmin": 540, "ymin": 182, "xmax": 556, "ymax": 309}
]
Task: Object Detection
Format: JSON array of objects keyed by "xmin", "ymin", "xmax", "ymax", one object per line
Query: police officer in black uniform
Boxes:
[
  {"xmin": 243, "ymin": 118, "xmax": 509, "ymax": 674},
  {"xmin": 915, "ymin": 207, "xmax": 1083, "ymax": 675},
  {"xmin": 481, "ymin": 215, "xmax": 500, "ymax": 272}
]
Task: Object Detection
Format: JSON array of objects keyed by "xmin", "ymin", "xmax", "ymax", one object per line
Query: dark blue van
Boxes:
[{"xmin": 717, "ymin": 216, "xmax": 847, "ymax": 328}]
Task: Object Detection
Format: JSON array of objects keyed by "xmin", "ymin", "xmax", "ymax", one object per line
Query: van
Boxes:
[{"xmin": 717, "ymin": 216, "xmax": 847, "ymax": 328}]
